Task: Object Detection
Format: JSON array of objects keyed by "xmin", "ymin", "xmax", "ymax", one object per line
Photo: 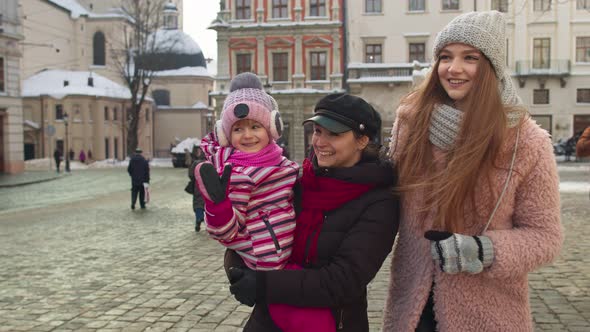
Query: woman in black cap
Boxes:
[{"xmin": 227, "ymin": 93, "xmax": 400, "ymax": 332}]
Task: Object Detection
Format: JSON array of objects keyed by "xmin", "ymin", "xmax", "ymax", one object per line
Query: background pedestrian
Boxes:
[{"xmin": 127, "ymin": 148, "xmax": 150, "ymax": 210}]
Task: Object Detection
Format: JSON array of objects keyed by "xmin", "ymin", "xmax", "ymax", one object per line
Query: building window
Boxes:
[
  {"xmin": 93, "ymin": 31, "xmax": 106, "ymax": 66},
  {"xmin": 532, "ymin": 115, "xmax": 552, "ymax": 135},
  {"xmin": 533, "ymin": 0, "xmax": 551, "ymax": 11},
  {"xmin": 533, "ymin": 38, "xmax": 550, "ymax": 69},
  {"xmin": 442, "ymin": 0, "xmax": 459, "ymax": 10},
  {"xmin": 152, "ymin": 89, "xmax": 171, "ymax": 106},
  {"xmin": 492, "ymin": 0, "xmax": 508, "ymax": 12},
  {"xmin": 104, "ymin": 106, "xmax": 109, "ymax": 121},
  {"xmin": 533, "ymin": 89, "xmax": 550, "ymax": 104},
  {"xmin": 272, "ymin": 0, "xmax": 288, "ymax": 18},
  {"xmin": 409, "ymin": 0, "xmax": 425, "ymax": 11},
  {"xmin": 272, "ymin": 53, "xmax": 289, "ymax": 82},
  {"xmin": 235, "ymin": 0, "xmax": 251, "ymax": 20},
  {"xmin": 105, "ymin": 138, "xmax": 109, "ymax": 159},
  {"xmin": 55, "ymin": 105, "xmax": 64, "ymax": 120},
  {"xmin": 310, "ymin": 0, "xmax": 326, "ymax": 17},
  {"xmin": 578, "ymin": 0, "xmax": 590, "ymax": 9},
  {"xmin": 577, "ymin": 89, "xmax": 590, "ymax": 103},
  {"xmin": 113, "ymin": 107, "xmax": 118, "ymax": 121},
  {"xmin": 236, "ymin": 53, "xmax": 252, "ymax": 74},
  {"xmin": 145, "ymin": 108, "xmax": 150, "ymax": 122},
  {"xmin": 365, "ymin": 0, "xmax": 382, "ymax": 13},
  {"xmin": 365, "ymin": 44, "xmax": 382, "ymax": 63},
  {"xmin": 409, "ymin": 43, "xmax": 426, "ymax": 62},
  {"xmin": 576, "ymin": 37, "xmax": 590, "ymax": 62},
  {"xmin": 0, "ymin": 57, "xmax": 4, "ymax": 93},
  {"xmin": 310, "ymin": 51, "xmax": 327, "ymax": 80}
]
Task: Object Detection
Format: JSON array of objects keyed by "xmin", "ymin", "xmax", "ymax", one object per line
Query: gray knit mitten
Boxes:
[{"xmin": 425, "ymin": 231, "xmax": 494, "ymax": 274}]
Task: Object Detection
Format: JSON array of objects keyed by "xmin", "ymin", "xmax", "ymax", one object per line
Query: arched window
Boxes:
[
  {"xmin": 93, "ymin": 31, "xmax": 106, "ymax": 66},
  {"xmin": 152, "ymin": 89, "xmax": 170, "ymax": 106}
]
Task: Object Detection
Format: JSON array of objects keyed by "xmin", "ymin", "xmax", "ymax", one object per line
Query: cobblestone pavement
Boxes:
[{"xmin": 0, "ymin": 167, "xmax": 588, "ymax": 331}]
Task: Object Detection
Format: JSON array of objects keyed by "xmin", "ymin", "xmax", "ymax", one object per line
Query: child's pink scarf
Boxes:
[{"xmin": 226, "ymin": 142, "xmax": 284, "ymax": 167}]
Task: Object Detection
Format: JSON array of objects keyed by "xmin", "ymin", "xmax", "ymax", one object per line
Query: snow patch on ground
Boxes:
[
  {"xmin": 24, "ymin": 158, "xmax": 173, "ymax": 170},
  {"xmin": 560, "ymin": 182, "xmax": 589, "ymax": 194}
]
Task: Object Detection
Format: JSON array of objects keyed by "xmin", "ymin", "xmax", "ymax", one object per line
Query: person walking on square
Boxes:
[
  {"xmin": 53, "ymin": 148, "xmax": 62, "ymax": 173},
  {"xmin": 382, "ymin": 11, "xmax": 562, "ymax": 332},
  {"xmin": 186, "ymin": 149, "xmax": 205, "ymax": 232},
  {"xmin": 576, "ymin": 126, "xmax": 590, "ymax": 158},
  {"xmin": 127, "ymin": 147, "xmax": 150, "ymax": 210},
  {"xmin": 79, "ymin": 149, "xmax": 86, "ymax": 164}
]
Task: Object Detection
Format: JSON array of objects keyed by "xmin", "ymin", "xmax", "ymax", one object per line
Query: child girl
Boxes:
[{"xmin": 195, "ymin": 72, "xmax": 334, "ymax": 331}]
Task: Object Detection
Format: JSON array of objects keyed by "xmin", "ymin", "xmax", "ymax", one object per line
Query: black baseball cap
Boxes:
[{"xmin": 303, "ymin": 93, "xmax": 381, "ymax": 139}]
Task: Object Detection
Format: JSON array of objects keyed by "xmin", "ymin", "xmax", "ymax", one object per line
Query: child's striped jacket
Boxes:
[{"xmin": 199, "ymin": 133, "xmax": 299, "ymax": 270}]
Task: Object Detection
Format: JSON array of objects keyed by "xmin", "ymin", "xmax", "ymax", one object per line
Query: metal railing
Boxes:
[{"xmin": 514, "ymin": 60, "xmax": 570, "ymax": 76}]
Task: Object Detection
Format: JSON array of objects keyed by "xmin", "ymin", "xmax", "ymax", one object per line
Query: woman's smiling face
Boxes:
[
  {"xmin": 437, "ymin": 43, "xmax": 482, "ymax": 107},
  {"xmin": 312, "ymin": 124, "xmax": 368, "ymax": 168}
]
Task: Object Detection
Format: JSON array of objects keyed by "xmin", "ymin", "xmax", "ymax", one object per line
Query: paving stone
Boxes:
[{"xmin": 0, "ymin": 168, "xmax": 587, "ymax": 331}]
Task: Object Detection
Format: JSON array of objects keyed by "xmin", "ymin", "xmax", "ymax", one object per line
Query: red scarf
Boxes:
[{"xmin": 291, "ymin": 159, "xmax": 374, "ymax": 265}]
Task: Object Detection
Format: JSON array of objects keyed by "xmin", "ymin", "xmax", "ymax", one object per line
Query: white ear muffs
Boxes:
[
  {"xmin": 214, "ymin": 120, "xmax": 230, "ymax": 146},
  {"xmin": 270, "ymin": 110, "xmax": 284, "ymax": 141}
]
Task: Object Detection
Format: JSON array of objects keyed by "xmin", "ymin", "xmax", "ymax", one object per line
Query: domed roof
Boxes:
[{"xmin": 143, "ymin": 29, "xmax": 207, "ymax": 70}]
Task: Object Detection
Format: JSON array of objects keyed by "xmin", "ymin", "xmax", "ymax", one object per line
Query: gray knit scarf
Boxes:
[{"xmin": 429, "ymin": 104, "xmax": 524, "ymax": 150}]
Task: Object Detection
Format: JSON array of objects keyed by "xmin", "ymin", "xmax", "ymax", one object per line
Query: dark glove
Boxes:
[
  {"xmin": 228, "ymin": 267, "xmax": 257, "ymax": 307},
  {"xmin": 194, "ymin": 162, "xmax": 232, "ymax": 204},
  {"xmin": 425, "ymin": 230, "xmax": 494, "ymax": 274}
]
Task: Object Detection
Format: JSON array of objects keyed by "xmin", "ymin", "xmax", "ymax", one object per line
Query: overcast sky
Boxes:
[{"xmin": 183, "ymin": 0, "xmax": 219, "ymax": 61}]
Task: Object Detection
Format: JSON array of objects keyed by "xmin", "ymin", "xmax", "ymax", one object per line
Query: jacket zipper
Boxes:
[
  {"xmin": 337, "ymin": 308, "xmax": 344, "ymax": 330},
  {"xmin": 261, "ymin": 213, "xmax": 281, "ymax": 253}
]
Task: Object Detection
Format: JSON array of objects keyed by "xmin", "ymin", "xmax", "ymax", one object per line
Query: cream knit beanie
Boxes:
[{"xmin": 433, "ymin": 11, "xmax": 522, "ymax": 107}]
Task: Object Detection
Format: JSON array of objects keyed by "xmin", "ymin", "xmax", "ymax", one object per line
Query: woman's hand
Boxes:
[
  {"xmin": 228, "ymin": 267, "xmax": 257, "ymax": 307},
  {"xmin": 425, "ymin": 231, "xmax": 494, "ymax": 274}
]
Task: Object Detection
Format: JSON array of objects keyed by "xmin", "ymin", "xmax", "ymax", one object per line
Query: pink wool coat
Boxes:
[{"xmin": 382, "ymin": 106, "xmax": 563, "ymax": 332}]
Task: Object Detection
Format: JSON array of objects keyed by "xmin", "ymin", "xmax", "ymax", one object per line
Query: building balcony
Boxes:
[
  {"xmin": 346, "ymin": 62, "xmax": 430, "ymax": 85},
  {"xmin": 514, "ymin": 60, "xmax": 570, "ymax": 87}
]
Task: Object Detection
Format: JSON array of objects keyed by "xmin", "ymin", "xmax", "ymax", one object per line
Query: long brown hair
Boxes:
[{"xmin": 396, "ymin": 55, "xmax": 509, "ymax": 233}]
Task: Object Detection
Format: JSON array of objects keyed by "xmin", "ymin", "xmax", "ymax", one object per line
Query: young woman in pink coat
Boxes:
[{"xmin": 382, "ymin": 11, "xmax": 562, "ymax": 332}]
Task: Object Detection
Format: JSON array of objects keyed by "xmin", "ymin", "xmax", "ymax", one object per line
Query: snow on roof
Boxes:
[
  {"xmin": 22, "ymin": 70, "xmax": 131, "ymax": 100},
  {"xmin": 192, "ymin": 101, "xmax": 208, "ymax": 109},
  {"xmin": 171, "ymin": 138, "xmax": 200, "ymax": 153},
  {"xmin": 148, "ymin": 29, "xmax": 203, "ymax": 54},
  {"xmin": 48, "ymin": 0, "xmax": 89, "ymax": 18},
  {"xmin": 210, "ymin": 88, "xmax": 345, "ymax": 96},
  {"xmin": 347, "ymin": 77, "xmax": 414, "ymax": 84},
  {"xmin": 152, "ymin": 66, "xmax": 212, "ymax": 77},
  {"xmin": 24, "ymin": 120, "xmax": 40, "ymax": 129}
]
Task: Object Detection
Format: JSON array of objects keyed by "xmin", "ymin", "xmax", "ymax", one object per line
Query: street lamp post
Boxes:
[{"xmin": 63, "ymin": 112, "xmax": 70, "ymax": 172}]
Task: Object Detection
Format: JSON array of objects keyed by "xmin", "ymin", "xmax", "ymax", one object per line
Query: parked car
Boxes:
[{"xmin": 553, "ymin": 131, "xmax": 583, "ymax": 161}]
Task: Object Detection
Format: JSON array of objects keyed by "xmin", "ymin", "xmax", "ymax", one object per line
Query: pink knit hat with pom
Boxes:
[{"xmin": 216, "ymin": 72, "xmax": 283, "ymax": 146}]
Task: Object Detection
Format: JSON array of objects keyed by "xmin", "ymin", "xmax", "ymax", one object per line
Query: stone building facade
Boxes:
[
  {"xmin": 346, "ymin": 0, "xmax": 590, "ymax": 142},
  {"xmin": 210, "ymin": 0, "xmax": 345, "ymax": 162},
  {"xmin": 19, "ymin": 0, "xmax": 212, "ymax": 162},
  {"xmin": 0, "ymin": 0, "xmax": 24, "ymax": 173}
]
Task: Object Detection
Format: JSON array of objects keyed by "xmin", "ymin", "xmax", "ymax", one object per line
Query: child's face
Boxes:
[{"xmin": 230, "ymin": 119, "xmax": 270, "ymax": 153}]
